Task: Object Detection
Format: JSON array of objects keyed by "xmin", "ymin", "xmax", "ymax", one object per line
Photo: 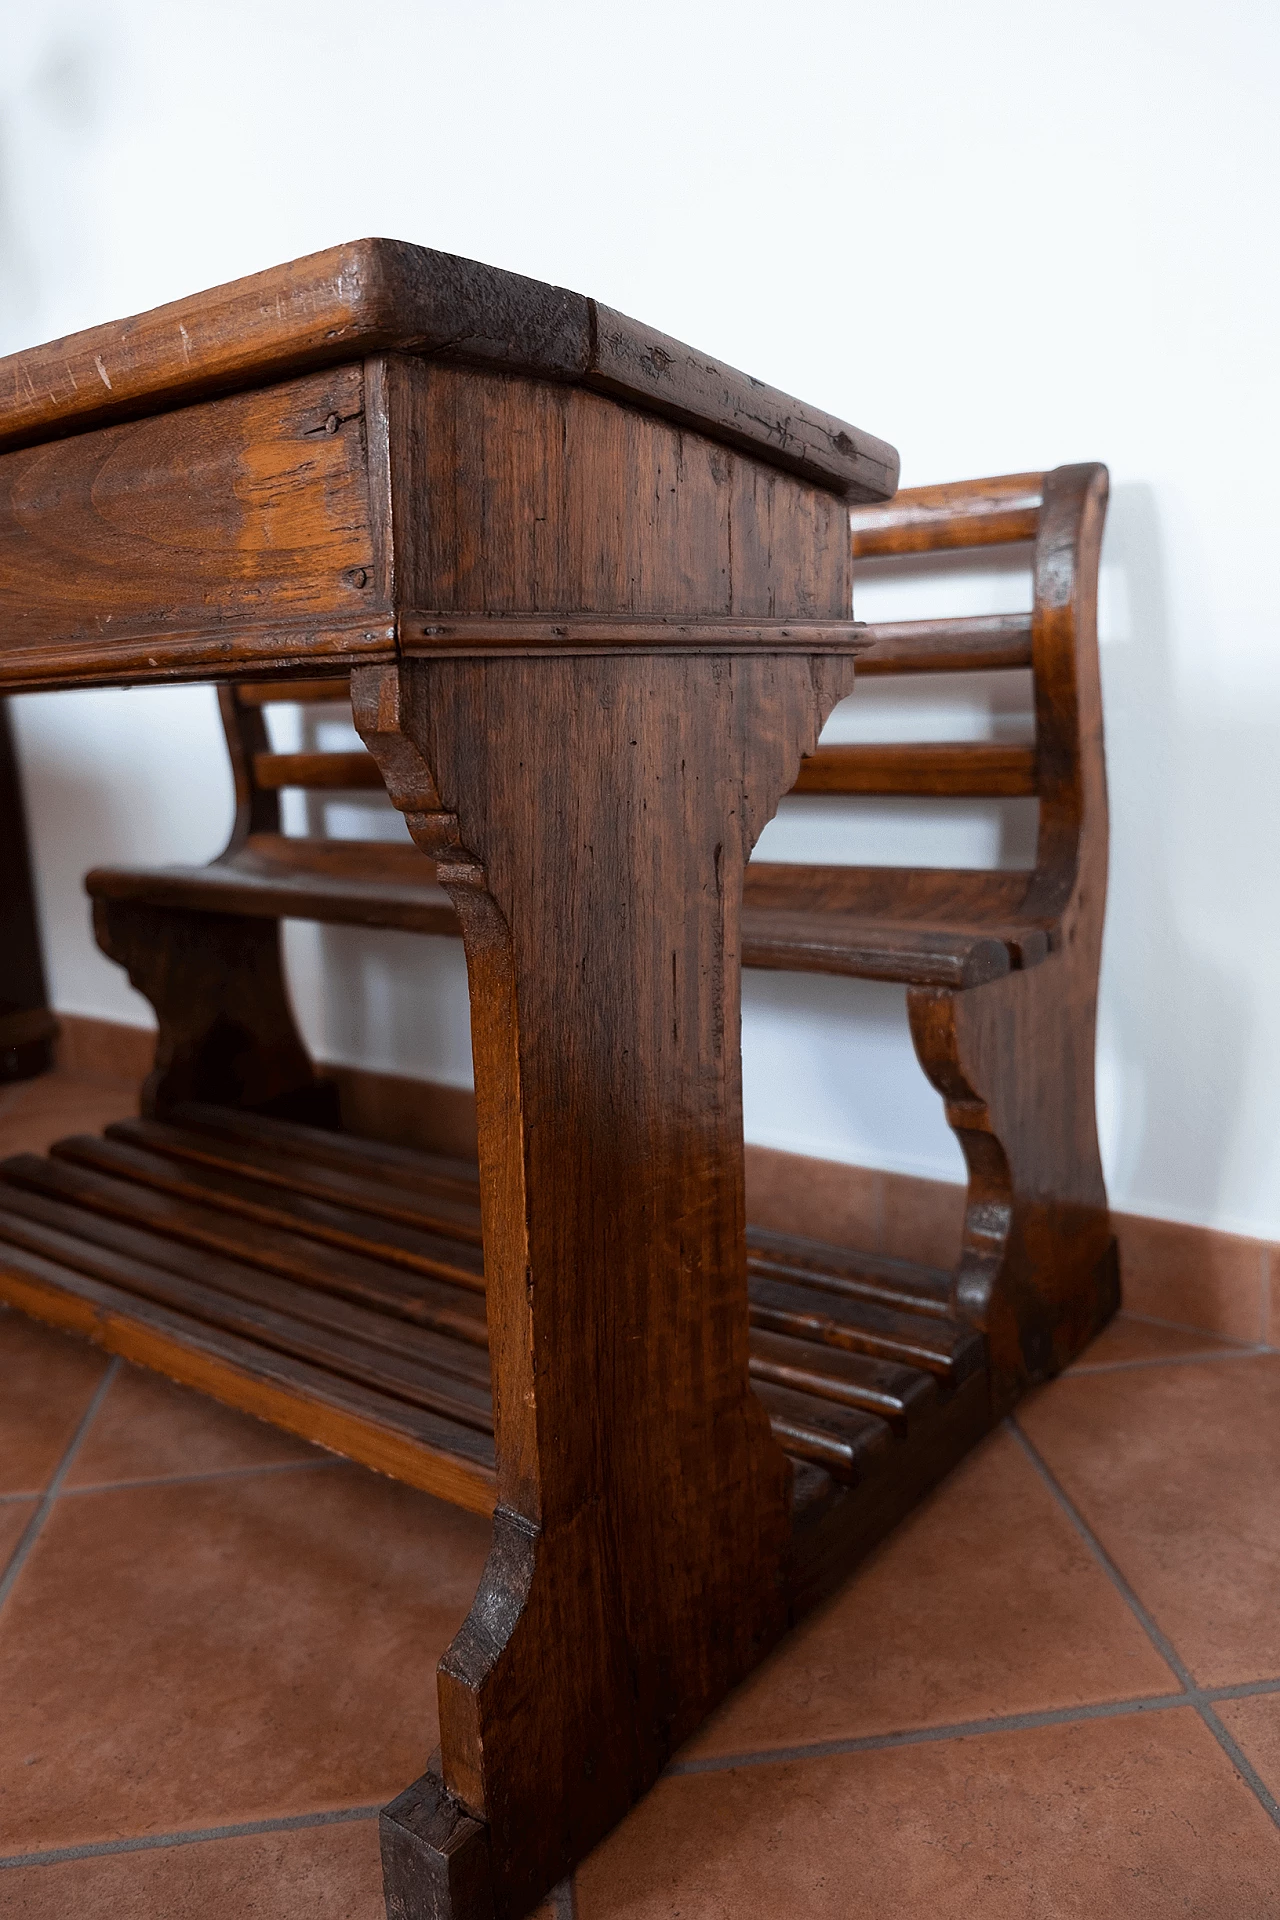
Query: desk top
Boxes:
[{"xmin": 0, "ymin": 239, "xmax": 896, "ymax": 503}]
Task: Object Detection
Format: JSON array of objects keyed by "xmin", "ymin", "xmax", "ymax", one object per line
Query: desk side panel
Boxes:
[
  {"xmin": 0, "ymin": 365, "xmax": 388, "ymax": 688},
  {"xmin": 379, "ymin": 357, "xmax": 852, "ymax": 624}
]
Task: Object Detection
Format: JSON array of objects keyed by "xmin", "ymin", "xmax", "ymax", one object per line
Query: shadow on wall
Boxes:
[{"xmin": 1097, "ymin": 482, "xmax": 1265, "ymax": 1227}]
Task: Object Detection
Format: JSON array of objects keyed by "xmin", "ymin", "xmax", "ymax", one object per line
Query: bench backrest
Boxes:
[
  {"xmin": 806, "ymin": 462, "xmax": 1110, "ymax": 933},
  {"xmin": 216, "ymin": 676, "xmax": 381, "ymax": 852}
]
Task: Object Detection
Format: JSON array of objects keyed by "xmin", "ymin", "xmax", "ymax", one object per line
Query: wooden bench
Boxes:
[{"xmin": 84, "ymin": 461, "xmax": 1118, "ymax": 1417}]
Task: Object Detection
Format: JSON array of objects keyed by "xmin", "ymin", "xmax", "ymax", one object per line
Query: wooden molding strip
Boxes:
[
  {"xmin": 400, "ymin": 614, "xmax": 870, "ymax": 654},
  {"xmin": 0, "ymin": 618, "xmax": 396, "ymax": 696}
]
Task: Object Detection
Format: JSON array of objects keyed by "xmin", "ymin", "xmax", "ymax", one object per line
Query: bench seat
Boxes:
[
  {"xmin": 88, "ymin": 833, "xmax": 457, "ymax": 937},
  {"xmin": 741, "ymin": 862, "xmax": 1051, "ymax": 981},
  {"xmin": 89, "ymin": 838, "xmax": 1046, "ymax": 989}
]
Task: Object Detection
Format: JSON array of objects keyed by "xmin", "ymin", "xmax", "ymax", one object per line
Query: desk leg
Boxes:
[{"xmin": 355, "ymin": 650, "xmax": 853, "ymax": 1920}]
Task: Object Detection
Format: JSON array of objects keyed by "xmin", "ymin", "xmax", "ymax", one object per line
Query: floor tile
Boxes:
[
  {"xmin": 0, "ymin": 1497, "xmax": 37, "ymax": 1567},
  {"xmin": 685, "ymin": 1427, "xmax": 1172, "ymax": 1760},
  {"xmin": 0, "ymin": 1069, "xmax": 139, "ymax": 1159},
  {"xmin": 1216, "ymin": 1692, "xmax": 1280, "ymax": 1800},
  {"xmin": 578, "ymin": 1709, "xmax": 1280, "ymax": 1918},
  {"xmin": 1070, "ymin": 1311, "xmax": 1251, "ymax": 1371},
  {"xmin": 0, "ymin": 1816, "xmax": 383, "ymax": 1918},
  {"xmin": 0, "ymin": 1463, "xmax": 490, "ymax": 1850},
  {"xmin": 64, "ymin": 1361, "xmax": 324, "ymax": 1489},
  {"xmin": 1019, "ymin": 1354, "xmax": 1280, "ymax": 1687},
  {"xmin": 1115, "ymin": 1211, "xmax": 1267, "ymax": 1343},
  {"xmin": 0, "ymin": 1312, "xmax": 109, "ymax": 1495}
]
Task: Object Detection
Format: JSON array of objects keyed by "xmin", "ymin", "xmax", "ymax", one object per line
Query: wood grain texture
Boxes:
[
  {"xmin": 850, "ymin": 471, "xmax": 1043, "ymax": 556},
  {"xmin": 354, "ymin": 649, "xmax": 854, "ymax": 1914},
  {"xmin": 0, "ymin": 364, "xmax": 390, "ymax": 689},
  {"xmin": 0, "ymin": 1246, "xmax": 498, "ymax": 1514},
  {"xmin": 790, "ymin": 741, "xmax": 1037, "ymax": 796},
  {"xmin": 382, "ymin": 355, "xmax": 854, "ymax": 621},
  {"xmin": 0, "ymin": 239, "xmax": 897, "ymax": 501},
  {"xmin": 855, "ymin": 613, "xmax": 1034, "ymax": 676},
  {"xmin": 89, "ymin": 836, "xmax": 456, "ymax": 936},
  {"xmin": 254, "ymin": 749, "xmax": 386, "ymax": 790},
  {"xmin": 0, "ymin": 248, "xmax": 911, "ymax": 1920}
]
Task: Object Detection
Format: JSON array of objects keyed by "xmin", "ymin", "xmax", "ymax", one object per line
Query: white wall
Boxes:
[{"xmin": 1, "ymin": 0, "xmax": 1276, "ymax": 1238}]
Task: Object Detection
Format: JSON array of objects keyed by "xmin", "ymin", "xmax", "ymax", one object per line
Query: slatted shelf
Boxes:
[{"xmin": 0, "ymin": 1105, "xmax": 989, "ymax": 1531}]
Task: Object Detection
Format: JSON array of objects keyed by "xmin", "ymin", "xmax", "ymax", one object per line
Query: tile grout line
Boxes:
[
  {"xmin": 1009, "ymin": 1417, "xmax": 1280, "ymax": 1831},
  {"xmin": 1118, "ymin": 1307, "xmax": 1261, "ymax": 1343},
  {"xmin": 551, "ymin": 1871, "xmax": 578, "ymax": 1917},
  {"xmin": 0, "ymin": 1803, "xmax": 383, "ymax": 1871},
  {"xmin": 62, "ymin": 1457, "xmax": 346, "ymax": 1497},
  {"xmin": 0, "ymin": 1356, "xmax": 121, "ymax": 1618},
  {"xmin": 1068, "ymin": 1346, "xmax": 1272, "ymax": 1377},
  {"xmin": 665, "ymin": 1679, "xmax": 1280, "ymax": 1777},
  {"xmin": 1006, "ymin": 1421, "xmax": 1197, "ymax": 1683},
  {"xmin": 0, "ymin": 1457, "xmax": 343, "ymax": 1504}
]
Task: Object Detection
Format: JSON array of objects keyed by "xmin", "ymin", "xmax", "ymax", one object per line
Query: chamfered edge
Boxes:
[{"xmin": 0, "ymin": 238, "xmax": 897, "ymax": 501}]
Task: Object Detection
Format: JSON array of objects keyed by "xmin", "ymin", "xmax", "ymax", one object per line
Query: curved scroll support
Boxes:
[
  {"xmin": 354, "ymin": 650, "xmax": 854, "ymax": 1918},
  {"xmin": 92, "ymin": 896, "xmax": 338, "ymax": 1126},
  {"xmin": 896, "ymin": 462, "xmax": 1120, "ymax": 1407},
  {"xmin": 908, "ymin": 963, "xmax": 1118, "ymax": 1406}
]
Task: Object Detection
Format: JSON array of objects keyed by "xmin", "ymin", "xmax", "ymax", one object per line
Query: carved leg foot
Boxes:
[{"xmin": 382, "ymin": 1768, "xmax": 494, "ymax": 1920}]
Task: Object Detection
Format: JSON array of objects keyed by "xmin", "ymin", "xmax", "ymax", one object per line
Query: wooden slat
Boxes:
[
  {"xmin": 850, "ymin": 473, "xmax": 1043, "ymax": 558},
  {"xmin": 790, "ymin": 742, "xmax": 1037, "ymax": 797},
  {"xmin": 0, "ymin": 1179, "xmax": 490, "ymax": 1386},
  {"xmin": 743, "ymin": 866, "xmax": 1049, "ymax": 972},
  {"xmin": 235, "ymin": 678, "xmax": 351, "ymax": 706},
  {"xmin": 747, "ymin": 1228, "xmax": 953, "ymax": 1318},
  {"xmin": 751, "ymin": 1381, "xmax": 891, "ymax": 1484},
  {"xmin": 748, "ymin": 1331, "xmax": 937, "ymax": 1433},
  {"xmin": 0, "ymin": 1200, "xmax": 492, "ymax": 1431},
  {"xmin": 0, "ymin": 1107, "xmax": 995, "ymax": 1509},
  {"xmin": 740, "ymin": 912, "xmax": 1011, "ymax": 988},
  {"xmin": 87, "ymin": 835, "xmax": 459, "ymax": 940},
  {"xmin": 748, "ymin": 1272, "xmax": 984, "ymax": 1383},
  {"xmin": 0, "ymin": 1153, "xmax": 488, "ymax": 1343},
  {"xmin": 0, "ymin": 1242, "xmax": 497, "ymax": 1514},
  {"xmin": 174, "ymin": 1101, "xmax": 481, "ymax": 1196},
  {"xmin": 72, "ymin": 1127, "xmax": 485, "ymax": 1291},
  {"xmin": 855, "ymin": 614, "xmax": 1034, "ymax": 676},
  {"xmin": 253, "ymin": 750, "xmax": 384, "ymax": 791},
  {"xmin": 103, "ymin": 1117, "xmax": 484, "ymax": 1245}
]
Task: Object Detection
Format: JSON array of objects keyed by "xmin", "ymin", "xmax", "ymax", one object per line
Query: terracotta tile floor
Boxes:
[{"xmin": 3, "ymin": 1070, "xmax": 1280, "ymax": 1916}]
